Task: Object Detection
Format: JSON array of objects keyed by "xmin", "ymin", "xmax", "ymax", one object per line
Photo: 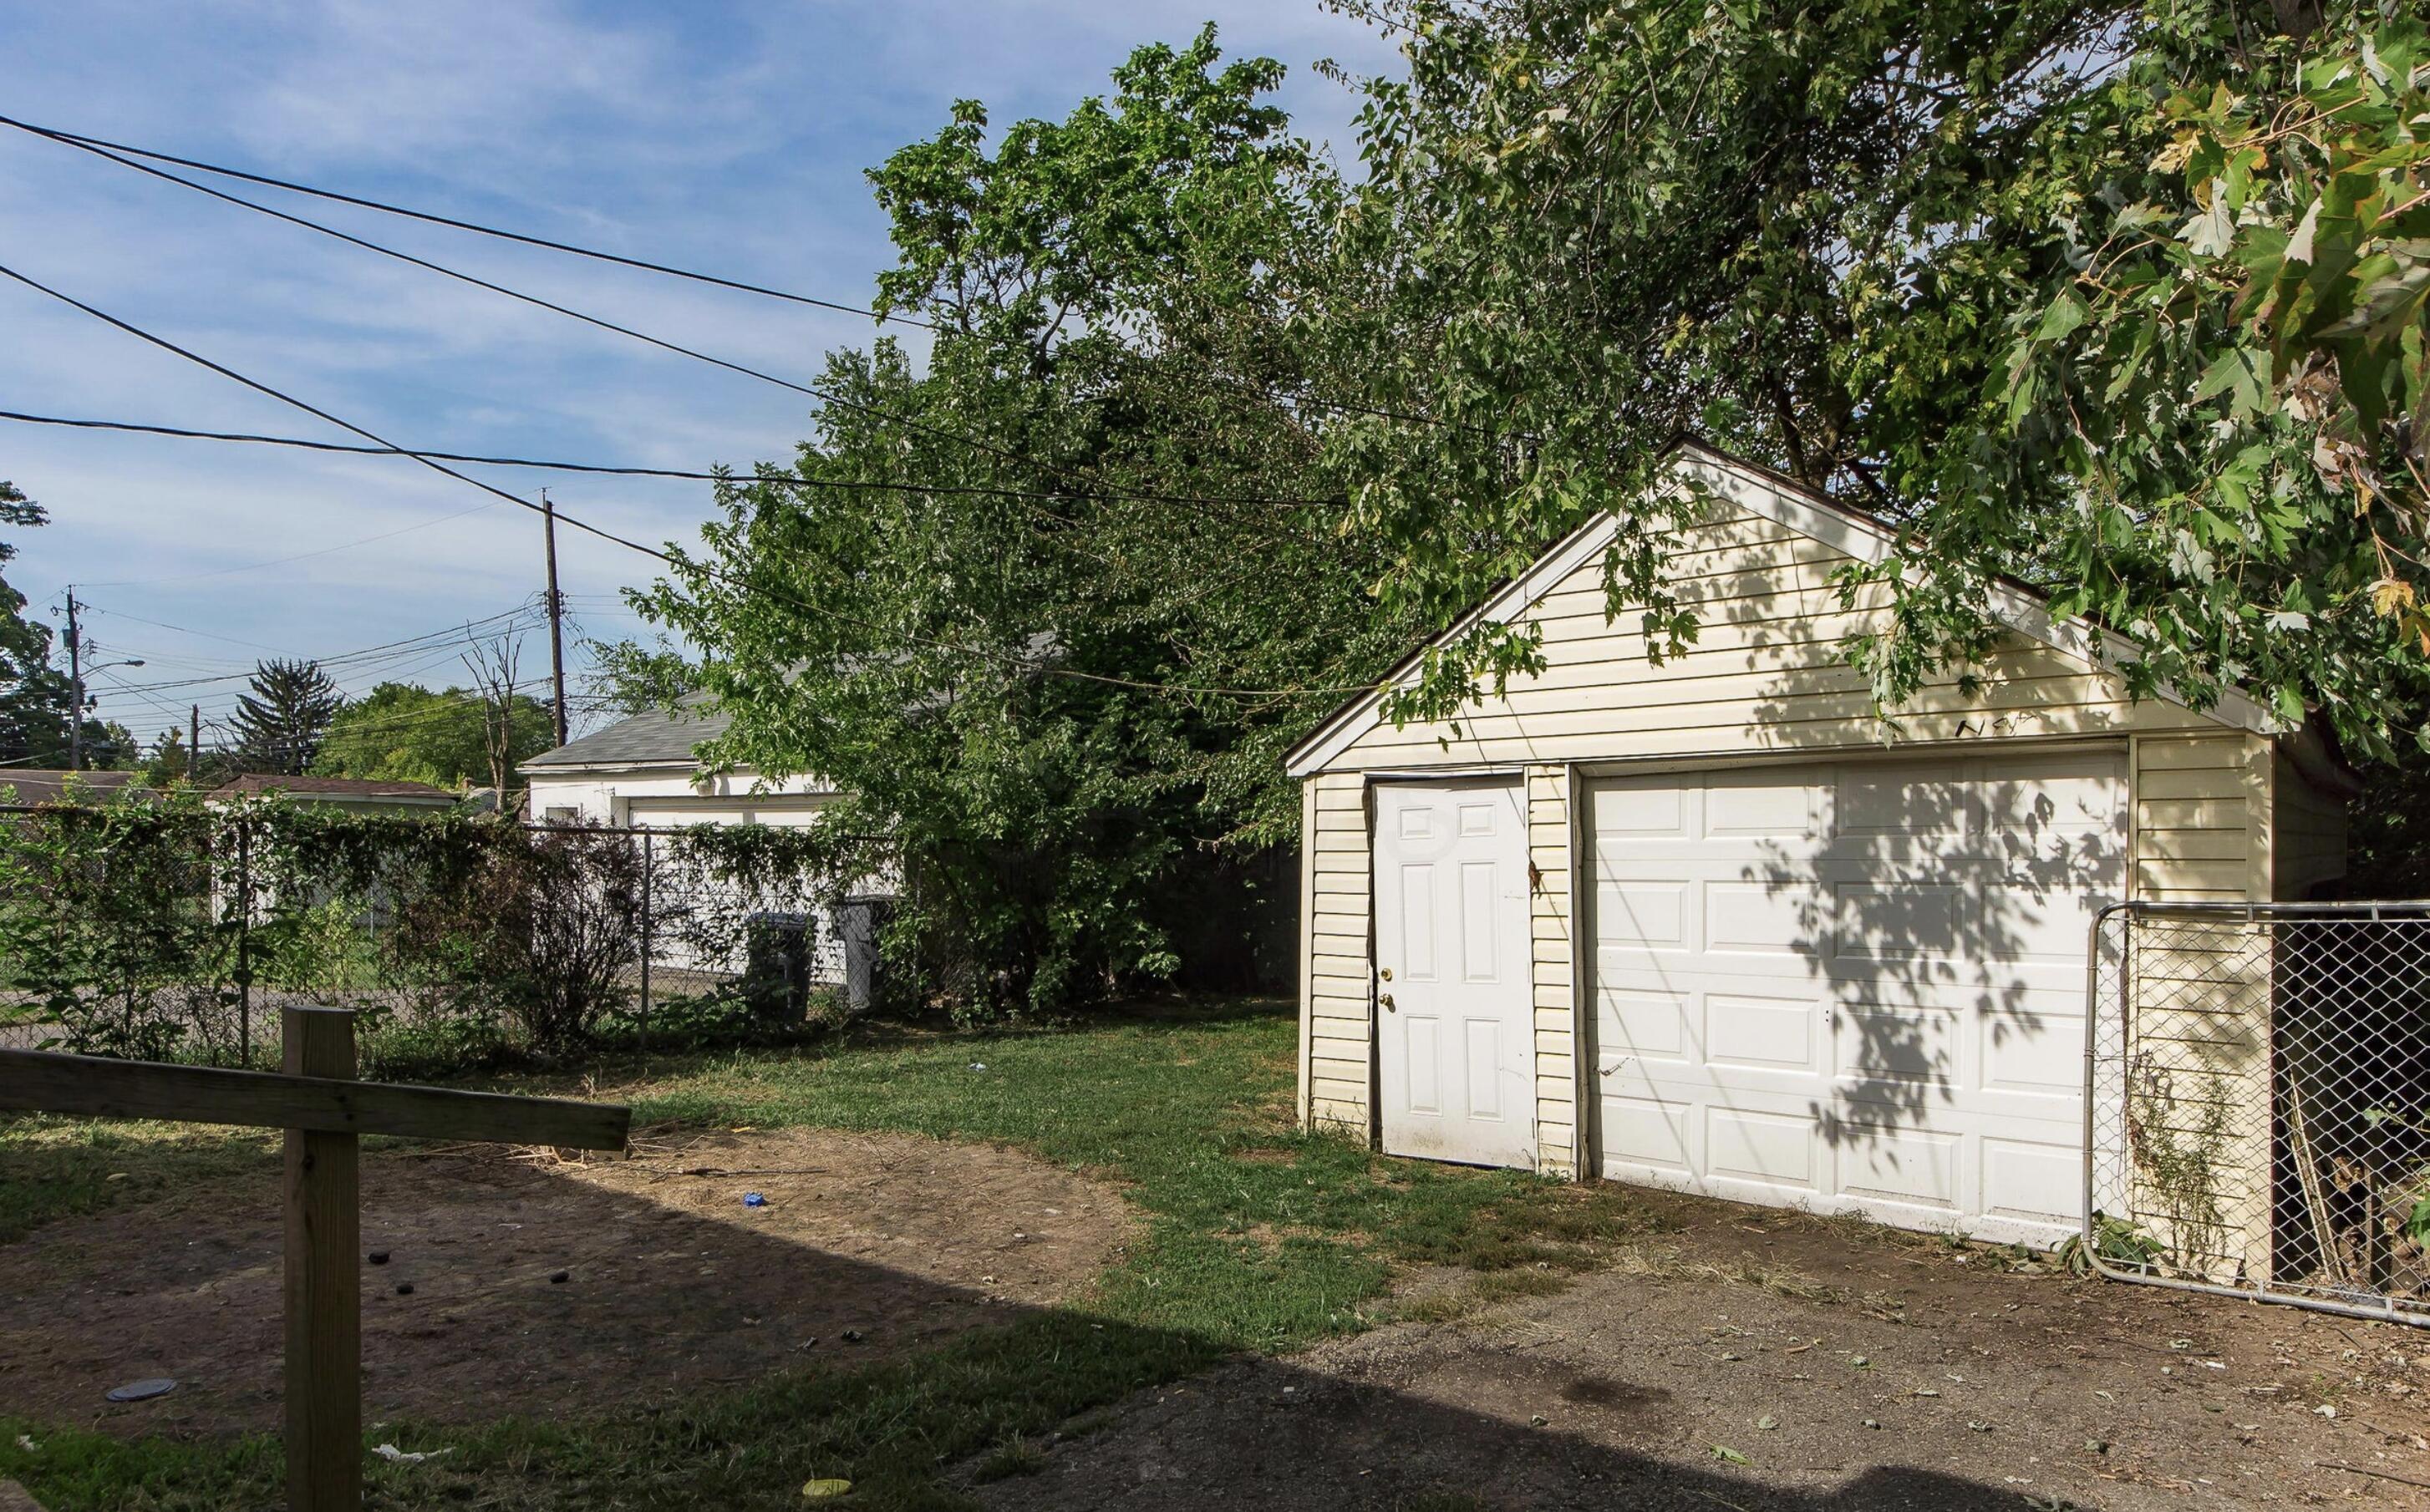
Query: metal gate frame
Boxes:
[{"xmin": 2082, "ymin": 899, "xmax": 2430, "ymax": 1327}]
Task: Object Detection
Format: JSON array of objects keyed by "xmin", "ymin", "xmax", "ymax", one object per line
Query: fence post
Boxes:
[
  {"xmin": 282, "ymin": 1005, "xmax": 361, "ymax": 1512},
  {"xmin": 236, "ymin": 815, "xmax": 253, "ymax": 1066},
  {"xmin": 638, "ymin": 830, "xmax": 653, "ymax": 1055}
]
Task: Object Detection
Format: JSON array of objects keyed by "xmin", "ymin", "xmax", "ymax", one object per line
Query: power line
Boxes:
[
  {"xmin": 0, "ymin": 116, "xmax": 1482, "ymax": 448},
  {"xmin": 86, "ymin": 601, "xmax": 538, "ymax": 693},
  {"xmin": 16, "ymin": 125, "xmax": 1345, "ymax": 515},
  {"xmin": 0, "ymin": 114, "xmax": 931, "ymax": 330},
  {"xmin": 1, "ymin": 264, "xmax": 1361, "ymax": 701},
  {"xmin": 0, "ymin": 409, "xmax": 1339, "ymax": 514}
]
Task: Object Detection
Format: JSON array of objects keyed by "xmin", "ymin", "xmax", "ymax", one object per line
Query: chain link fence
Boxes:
[
  {"xmin": 2086, "ymin": 901, "xmax": 2430, "ymax": 1326},
  {"xmin": 0, "ymin": 802, "xmax": 870, "ymax": 1068}
]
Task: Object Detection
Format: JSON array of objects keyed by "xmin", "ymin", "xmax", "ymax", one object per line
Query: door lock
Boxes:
[
  {"xmin": 1379, "ymin": 993, "xmax": 1395, "ymax": 1011},
  {"xmin": 1379, "ymin": 967, "xmax": 1393, "ymax": 982}
]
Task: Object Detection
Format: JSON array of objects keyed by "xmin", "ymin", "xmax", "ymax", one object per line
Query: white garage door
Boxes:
[{"xmin": 1589, "ymin": 753, "xmax": 2123, "ymax": 1244}]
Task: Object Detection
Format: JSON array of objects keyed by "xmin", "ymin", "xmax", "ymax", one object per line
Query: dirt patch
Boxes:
[
  {"xmin": 0, "ymin": 1127, "xmax": 1129, "ymax": 1437},
  {"xmin": 976, "ymin": 1187, "xmax": 2430, "ymax": 1511}
]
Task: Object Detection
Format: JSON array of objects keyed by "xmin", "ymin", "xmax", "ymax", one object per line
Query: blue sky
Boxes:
[{"xmin": 0, "ymin": 1, "xmax": 1402, "ymax": 748}]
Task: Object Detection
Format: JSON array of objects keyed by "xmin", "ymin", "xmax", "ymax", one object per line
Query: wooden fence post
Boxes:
[
  {"xmin": 282, "ymin": 1007, "xmax": 359, "ymax": 1512},
  {"xmin": 236, "ymin": 819, "xmax": 254, "ymax": 1065},
  {"xmin": 638, "ymin": 830, "xmax": 653, "ymax": 1054}
]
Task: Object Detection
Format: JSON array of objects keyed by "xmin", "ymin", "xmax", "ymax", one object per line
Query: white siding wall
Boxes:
[{"xmin": 523, "ymin": 766, "xmax": 835, "ymax": 826}]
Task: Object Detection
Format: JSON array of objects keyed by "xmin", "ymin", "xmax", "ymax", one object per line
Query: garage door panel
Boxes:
[
  {"xmin": 1980, "ymin": 753, "xmax": 2125, "ymax": 835},
  {"xmin": 1589, "ymin": 753, "xmax": 2122, "ymax": 1245},
  {"xmin": 1592, "ymin": 779, "xmax": 1690, "ymax": 839},
  {"xmin": 1980, "ymin": 1010, "xmax": 2085, "ymax": 1098},
  {"xmin": 1702, "ymin": 771, "xmax": 1821, "ymax": 839},
  {"xmin": 1836, "ymin": 764, "xmax": 1967, "ymax": 839},
  {"xmin": 1831, "ymin": 880, "xmax": 1965, "ymax": 963},
  {"xmin": 1836, "ymin": 1127, "xmax": 1963, "ymax": 1212},
  {"xmin": 1594, "ymin": 985, "xmax": 1692, "ymax": 1063},
  {"xmin": 1594, "ymin": 880, "xmax": 1690, "ymax": 949},
  {"xmin": 1980, "ymin": 1135, "xmax": 2081, "ymax": 1227},
  {"xmin": 1706, "ymin": 1106, "xmax": 1821, "ymax": 1193},
  {"xmin": 1703, "ymin": 881, "xmax": 1827, "ymax": 955},
  {"xmin": 1978, "ymin": 882, "xmax": 2110, "ymax": 963},
  {"xmin": 1599, "ymin": 1093, "xmax": 1692, "ymax": 1175},
  {"xmin": 1833, "ymin": 1002, "xmax": 1959, "ymax": 1088},
  {"xmin": 1705, "ymin": 992, "xmax": 1822, "ymax": 1073}
]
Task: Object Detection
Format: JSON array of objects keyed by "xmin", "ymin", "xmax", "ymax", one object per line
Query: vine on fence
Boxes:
[{"xmin": 0, "ymin": 790, "xmax": 843, "ymax": 1066}]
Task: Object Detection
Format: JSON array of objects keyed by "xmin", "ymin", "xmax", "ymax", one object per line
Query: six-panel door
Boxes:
[{"xmin": 1372, "ymin": 779, "xmax": 1537, "ymax": 1170}]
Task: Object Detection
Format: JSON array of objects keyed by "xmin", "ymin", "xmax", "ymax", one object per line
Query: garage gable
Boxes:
[{"xmin": 1285, "ymin": 444, "xmax": 2269, "ymax": 778}]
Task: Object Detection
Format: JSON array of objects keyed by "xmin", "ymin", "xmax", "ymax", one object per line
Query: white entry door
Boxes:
[
  {"xmin": 1589, "ymin": 753, "xmax": 2124, "ymax": 1244},
  {"xmin": 1372, "ymin": 779, "xmax": 1536, "ymax": 1170}
]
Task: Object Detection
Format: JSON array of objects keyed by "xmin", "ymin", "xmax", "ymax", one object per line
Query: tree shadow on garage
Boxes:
[{"xmin": 1736, "ymin": 759, "xmax": 2128, "ymax": 1216}]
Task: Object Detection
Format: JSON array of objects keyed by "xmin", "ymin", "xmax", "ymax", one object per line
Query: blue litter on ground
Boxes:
[{"xmin": 744, "ymin": 1192, "xmax": 768, "ymax": 1208}]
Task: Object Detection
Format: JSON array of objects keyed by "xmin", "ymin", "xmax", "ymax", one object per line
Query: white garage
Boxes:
[
  {"xmin": 1289, "ymin": 442, "xmax": 2351, "ymax": 1244},
  {"xmin": 521, "ymin": 694, "xmax": 860, "ymax": 986}
]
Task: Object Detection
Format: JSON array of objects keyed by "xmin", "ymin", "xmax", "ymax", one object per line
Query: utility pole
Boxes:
[
  {"xmin": 541, "ymin": 488, "xmax": 568, "ymax": 748},
  {"xmin": 64, "ymin": 589, "xmax": 82, "ymax": 771},
  {"xmin": 191, "ymin": 703, "xmax": 201, "ymax": 783}
]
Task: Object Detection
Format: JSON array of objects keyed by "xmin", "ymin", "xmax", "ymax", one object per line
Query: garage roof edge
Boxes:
[{"xmin": 1283, "ymin": 441, "xmax": 2274, "ymax": 779}]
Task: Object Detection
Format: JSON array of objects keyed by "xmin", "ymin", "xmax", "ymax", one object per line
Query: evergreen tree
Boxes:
[{"xmin": 228, "ymin": 659, "xmax": 343, "ymax": 775}]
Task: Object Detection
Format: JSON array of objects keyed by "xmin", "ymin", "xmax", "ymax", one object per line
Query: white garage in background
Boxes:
[
  {"xmin": 521, "ymin": 693, "xmax": 858, "ymax": 984},
  {"xmin": 1287, "ymin": 441, "xmax": 2351, "ymax": 1245}
]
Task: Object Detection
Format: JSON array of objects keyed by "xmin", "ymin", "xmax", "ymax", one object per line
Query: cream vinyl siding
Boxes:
[
  {"xmin": 1305, "ymin": 771, "xmax": 1372, "ymax": 1133},
  {"xmin": 1528, "ymin": 765, "xmax": 1578, "ymax": 1177},
  {"xmin": 1319, "ymin": 509, "xmax": 2219, "ymax": 775},
  {"xmin": 2130, "ymin": 733, "xmax": 2270, "ymax": 903},
  {"xmin": 2271, "ymin": 747, "xmax": 2351, "ymax": 899},
  {"xmin": 2120, "ymin": 730, "xmax": 2274, "ymax": 1278}
]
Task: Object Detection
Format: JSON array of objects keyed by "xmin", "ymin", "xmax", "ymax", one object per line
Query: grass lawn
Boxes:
[{"xmin": 0, "ymin": 999, "xmax": 1667, "ymax": 1510}]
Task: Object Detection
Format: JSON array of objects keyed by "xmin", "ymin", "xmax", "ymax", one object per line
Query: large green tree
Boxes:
[
  {"xmin": 633, "ymin": 5, "xmax": 2430, "ymax": 1009},
  {"xmin": 312, "ymin": 681, "xmax": 554, "ymax": 791},
  {"xmin": 1326, "ymin": 0, "xmax": 2430, "ymax": 759},
  {"xmin": 624, "ymin": 30, "xmax": 1405, "ymax": 1012}
]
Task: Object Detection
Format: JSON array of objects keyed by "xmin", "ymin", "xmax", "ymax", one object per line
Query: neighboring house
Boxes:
[
  {"xmin": 520, "ymin": 696, "xmax": 861, "ymax": 987},
  {"xmin": 211, "ymin": 773, "xmax": 460, "ymax": 815},
  {"xmin": 520, "ymin": 694, "xmax": 839, "ymax": 830},
  {"xmin": 1287, "ymin": 439, "xmax": 2353, "ymax": 1249},
  {"xmin": 0, "ymin": 769, "xmax": 149, "ymax": 806}
]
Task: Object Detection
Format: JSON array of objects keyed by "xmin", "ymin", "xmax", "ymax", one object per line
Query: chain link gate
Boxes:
[{"xmin": 2086, "ymin": 901, "xmax": 2430, "ymax": 1326}]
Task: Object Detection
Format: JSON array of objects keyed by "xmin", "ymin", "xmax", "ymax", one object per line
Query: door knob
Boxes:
[{"xmin": 1379, "ymin": 993, "xmax": 1395, "ymax": 1011}]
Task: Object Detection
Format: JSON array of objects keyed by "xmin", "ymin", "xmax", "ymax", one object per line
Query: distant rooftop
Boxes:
[
  {"xmin": 521, "ymin": 694, "xmax": 728, "ymax": 773},
  {"xmin": 213, "ymin": 773, "xmax": 457, "ymax": 803}
]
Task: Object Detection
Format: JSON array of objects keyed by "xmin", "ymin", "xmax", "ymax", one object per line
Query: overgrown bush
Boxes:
[{"xmin": 0, "ymin": 792, "xmax": 843, "ymax": 1068}]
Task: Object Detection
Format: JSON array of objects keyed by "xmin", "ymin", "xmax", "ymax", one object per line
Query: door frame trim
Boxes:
[{"xmin": 1366, "ymin": 772, "xmax": 1535, "ymax": 1169}]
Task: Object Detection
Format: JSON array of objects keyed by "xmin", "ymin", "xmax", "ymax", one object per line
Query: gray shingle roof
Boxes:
[{"xmin": 520, "ymin": 694, "xmax": 730, "ymax": 772}]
